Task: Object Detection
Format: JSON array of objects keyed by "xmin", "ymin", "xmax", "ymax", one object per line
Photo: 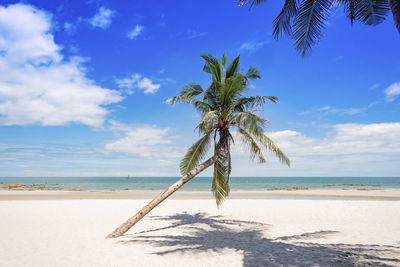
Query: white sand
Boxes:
[
  {"xmin": 1, "ymin": 188, "xmax": 400, "ymax": 200},
  {"xmin": 1, "ymin": 199, "xmax": 400, "ymax": 266}
]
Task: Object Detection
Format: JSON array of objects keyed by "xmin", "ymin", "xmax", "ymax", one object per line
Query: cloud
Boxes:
[
  {"xmin": 186, "ymin": 30, "xmax": 208, "ymax": 39},
  {"xmin": 127, "ymin": 24, "xmax": 144, "ymax": 39},
  {"xmin": 370, "ymin": 83, "xmax": 380, "ymax": 90},
  {"xmin": 63, "ymin": 22, "xmax": 75, "ymax": 33},
  {"xmin": 90, "ymin": 6, "xmax": 115, "ymax": 29},
  {"xmin": 265, "ymin": 122, "xmax": 400, "ymax": 156},
  {"xmin": 0, "ymin": 4, "xmax": 122, "ymax": 127},
  {"xmin": 230, "ymin": 122, "xmax": 400, "ymax": 176},
  {"xmin": 105, "ymin": 121, "xmax": 184, "ymax": 158},
  {"xmin": 239, "ymin": 41, "xmax": 264, "ymax": 53},
  {"xmin": 116, "ymin": 73, "xmax": 160, "ymax": 94},
  {"xmin": 300, "ymin": 103, "xmax": 377, "ymax": 116},
  {"xmin": 385, "ymin": 82, "xmax": 400, "ymax": 102}
]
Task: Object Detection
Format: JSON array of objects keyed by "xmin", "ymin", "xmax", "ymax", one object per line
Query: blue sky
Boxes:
[{"xmin": 0, "ymin": 0, "xmax": 399, "ymax": 177}]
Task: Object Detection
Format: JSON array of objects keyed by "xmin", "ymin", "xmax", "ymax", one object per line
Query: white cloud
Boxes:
[
  {"xmin": 186, "ymin": 30, "xmax": 208, "ymax": 39},
  {"xmin": 266, "ymin": 122, "xmax": 400, "ymax": 156},
  {"xmin": 105, "ymin": 121, "xmax": 184, "ymax": 158},
  {"xmin": 300, "ymin": 102, "xmax": 377, "ymax": 116},
  {"xmin": 126, "ymin": 24, "xmax": 144, "ymax": 40},
  {"xmin": 239, "ymin": 41, "xmax": 264, "ymax": 53},
  {"xmin": 385, "ymin": 82, "xmax": 400, "ymax": 102},
  {"xmin": 370, "ymin": 83, "xmax": 380, "ymax": 90},
  {"xmin": 63, "ymin": 22, "xmax": 74, "ymax": 32},
  {"xmin": 230, "ymin": 122, "xmax": 400, "ymax": 176},
  {"xmin": 0, "ymin": 4, "xmax": 122, "ymax": 127},
  {"xmin": 116, "ymin": 73, "xmax": 160, "ymax": 94},
  {"xmin": 90, "ymin": 7, "xmax": 115, "ymax": 29}
]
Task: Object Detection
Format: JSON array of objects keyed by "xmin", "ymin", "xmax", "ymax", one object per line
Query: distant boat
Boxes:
[{"xmin": 127, "ymin": 175, "xmax": 130, "ymax": 179}]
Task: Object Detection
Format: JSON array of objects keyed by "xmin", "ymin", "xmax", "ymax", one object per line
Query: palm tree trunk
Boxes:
[
  {"xmin": 106, "ymin": 153, "xmax": 219, "ymax": 238},
  {"xmin": 390, "ymin": 0, "xmax": 400, "ymax": 33}
]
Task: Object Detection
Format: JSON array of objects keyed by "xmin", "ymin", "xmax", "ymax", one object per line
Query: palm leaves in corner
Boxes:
[
  {"xmin": 238, "ymin": 0, "xmax": 392, "ymax": 56},
  {"xmin": 166, "ymin": 53, "xmax": 290, "ymax": 206}
]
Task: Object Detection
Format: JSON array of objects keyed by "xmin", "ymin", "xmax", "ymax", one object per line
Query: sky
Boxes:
[{"xmin": 0, "ymin": 0, "xmax": 399, "ymax": 177}]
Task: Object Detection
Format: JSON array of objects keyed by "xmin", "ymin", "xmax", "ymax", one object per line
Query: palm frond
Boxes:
[
  {"xmin": 234, "ymin": 96, "xmax": 278, "ymax": 112},
  {"xmin": 200, "ymin": 53, "xmax": 218, "ymax": 74},
  {"xmin": 293, "ymin": 0, "xmax": 333, "ymax": 57},
  {"xmin": 352, "ymin": 0, "xmax": 389, "ymax": 26},
  {"xmin": 212, "ymin": 154, "xmax": 227, "ymax": 206},
  {"xmin": 203, "ymin": 83, "xmax": 219, "ymax": 109},
  {"xmin": 192, "ymin": 99, "xmax": 213, "ymax": 114},
  {"xmin": 200, "ymin": 53, "xmax": 222, "ymax": 84},
  {"xmin": 230, "ymin": 111, "xmax": 269, "ymax": 133},
  {"xmin": 196, "ymin": 110, "xmax": 219, "ymax": 134},
  {"xmin": 225, "ymin": 54, "xmax": 240, "ymax": 78},
  {"xmin": 212, "ymin": 143, "xmax": 231, "ymax": 207},
  {"xmin": 390, "ymin": 0, "xmax": 400, "ymax": 33},
  {"xmin": 338, "ymin": 0, "xmax": 357, "ymax": 23},
  {"xmin": 221, "ymin": 53, "xmax": 227, "ymax": 67},
  {"xmin": 250, "ymin": 130, "xmax": 291, "ymax": 166},
  {"xmin": 164, "ymin": 83, "xmax": 203, "ymax": 105},
  {"xmin": 391, "ymin": 0, "xmax": 400, "ymax": 33},
  {"xmin": 273, "ymin": 0, "xmax": 298, "ymax": 38},
  {"xmin": 220, "ymin": 73, "xmax": 247, "ymax": 109},
  {"xmin": 237, "ymin": 0, "xmax": 269, "ymax": 8},
  {"xmin": 226, "ymin": 149, "xmax": 232, "ymax": 192},
  {"xmin": 180, "ymin": 131, "xmax": 213, "ymax": 175},
  {"xmin": 246, "ymin": 66, "xmax": 262, "ymax": 80},
  {"xmin": 237, "ymin": 128, "xmax": 266, "ymax": 163}
]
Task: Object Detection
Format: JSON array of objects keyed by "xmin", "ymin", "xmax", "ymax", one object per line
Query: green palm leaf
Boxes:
[
  {"xmin": 252, "ymin": 130, "xmax": 291, "ymax": 166},
  {"xmin": 200, "ymin": 53, "xmax": 222, "ymax": 84},
  {"xmin": 273, "ymin": 0, "xmax": 299, "ymax": 38},
  {"xmin": 220, "ymin": 73, "xmax": 246, "ymax": 109},
  {"xmin": 212, "ymin": 144, "xmax": 231, "ymax": 206},
  {"xmin": 212, "ymin": 154, "xmax": 227, "ymax": 206},
  {"xmin": 391, "ymin": 0, "xmax": 400, "ymax": 32},
  {"xmin": 293, "ymin": 0, "xmax": 333, "ymax": 57},
  {"xmin": 234, "ymin": 96, "xmax": 278, "ymax": 111},
  {"xmin": 166, "ymin": 53, "xmax": 290, "ymax": 207},
  {"xmin": 164, "ymin": 83, "xmax": 204, "ymax": 105},
  {"xmin": 353, "ymin": 0, "xmax": 390, "ymax": 25},
  {"xmin": 180, "ymin": 131, "xmax": 213, "ymax": 175},
  {"xmin": 245, "ymin": 66, "xmax": 262, "ymax": 80},
  {"xmin": 231, "ymin": 111, "xmax": 269, "ymax": 134},
  {"xmin": 225, "ymin": 55, "xmax": 241, "ymax": 78},
  {"xmin": 237, "ymin": 128, "xmax": 266, "ymax": 163}
]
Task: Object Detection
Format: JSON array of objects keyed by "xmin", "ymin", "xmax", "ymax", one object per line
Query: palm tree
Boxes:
[
  {"xmin": 238, "ymin": 0, "xmax": 399, "ymax": 57},
  {"xmin": 106, "ymin": 53, "xmax": 290, "ymax": 238}
]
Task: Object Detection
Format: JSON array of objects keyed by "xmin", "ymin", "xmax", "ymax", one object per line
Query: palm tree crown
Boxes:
[
  {"xmin": 238, "ymin": 0, "xmax": 398, "ymax": 57},
  {"xmin": 166, "ymin": 53, "xmax": 290, "ymax": 205}
]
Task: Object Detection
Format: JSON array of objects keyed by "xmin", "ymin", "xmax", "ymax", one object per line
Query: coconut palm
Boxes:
[
  {"xmin": 238, "ymin": 0, "xmax": 399, "ymax": 57},
  {"xmin": 106, "ymin": 53, "xmax": 290, "ymax": 238}
]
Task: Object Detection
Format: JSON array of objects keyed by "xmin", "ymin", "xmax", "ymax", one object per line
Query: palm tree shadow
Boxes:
[{"xmin": 118, "ymin": 212, "xmax": 400, "ymax": 266}]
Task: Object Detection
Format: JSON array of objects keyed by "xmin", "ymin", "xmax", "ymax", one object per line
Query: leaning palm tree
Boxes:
[
  {"xmin": 106, "ymin": 53, "xmax": 290, "ymax": 238},
  {"xmin": 238, "ymin": 0, "xmax": 399, "ymax": 57}
]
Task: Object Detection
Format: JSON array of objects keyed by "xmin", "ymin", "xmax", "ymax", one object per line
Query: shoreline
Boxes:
[{"xmin": 1, "ymin": 188, "xmax": 400, "ymax": 200}]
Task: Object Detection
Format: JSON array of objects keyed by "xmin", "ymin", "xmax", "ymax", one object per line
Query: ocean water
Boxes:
[{"xmin": 0, "ymin": 177, "xmax": 400, "ymax": 191}]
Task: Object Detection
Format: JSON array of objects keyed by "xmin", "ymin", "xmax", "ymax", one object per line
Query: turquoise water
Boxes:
[{"xmin": 0, "ymin": 177, "xmax": 399, "ymax": 191}]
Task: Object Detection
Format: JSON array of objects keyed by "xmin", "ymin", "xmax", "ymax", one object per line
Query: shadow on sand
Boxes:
[{"xmin": 118, "ymin": 212, "xmax": 400, "ymax": 266}]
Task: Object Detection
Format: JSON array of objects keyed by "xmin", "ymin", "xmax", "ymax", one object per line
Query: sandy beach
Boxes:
[
  {"xmin": 1, "ymin": 191, "xmax": 400, "ymax": 266},
  {"xmin": 1, "ymin": 188, "xmax": 400, "ymax": 200}
]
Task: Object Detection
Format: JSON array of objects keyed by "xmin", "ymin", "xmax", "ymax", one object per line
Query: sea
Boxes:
[{"xmin": 0, "ymin": 177, "xmax": 400, "ymax": 191}]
